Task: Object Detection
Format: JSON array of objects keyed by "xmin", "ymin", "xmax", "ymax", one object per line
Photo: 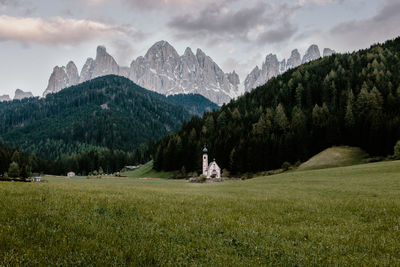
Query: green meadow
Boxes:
[{"xmin": 1, "ymin": 160, "xmax": 400, "ymax": 266}]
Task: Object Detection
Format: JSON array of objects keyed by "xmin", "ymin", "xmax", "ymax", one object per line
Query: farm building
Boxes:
[{"xmin": 67, "ymin": 172, "xmax": 75, "ymax": 178}]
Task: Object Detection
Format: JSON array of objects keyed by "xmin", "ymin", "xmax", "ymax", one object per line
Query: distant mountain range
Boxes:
[
  {"xmin": 244, "ymin": 45, "xmax": 335, "ymax": 92},
  {"xmin": 0, "ymin": 89, "xmax": 33, "ymax": 102},
  {"xmin": 43, "ymin": 41, "xmax": 335, "ymax": 105},
  {"xmin": 44, "ymin": 42, "xmax": 241, "ymax": 105},
  {"xmin": 0, "ymin": 75, "xmax": 217, "ymax": 159}
]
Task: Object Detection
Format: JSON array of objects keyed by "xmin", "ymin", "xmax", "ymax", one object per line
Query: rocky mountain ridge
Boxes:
[
  {"xmin": 244, "ymin": 44, "xmax": 335, "ymax": 92},
  {"xmin": 44, "ymin": 41, "xmax": 335, "ymax": 104},
  {"xmin": 0, "ymin": 95, "xmax": 11, "ymax": 102},
  {"xmin": 44, "ymin": 41, "xmax": 241, "ymax": 105},
  {"xmin": 0, "ymin": 89, "xmax": 34, "ymax": 102}
]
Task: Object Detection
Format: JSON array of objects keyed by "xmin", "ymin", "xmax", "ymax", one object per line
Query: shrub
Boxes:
[
  {"xmin": 8, "ymin": 162, "xmax": 20, "ymax": 178},
  {"xmin": 222, "ymin": 169, "xmax": 230, "ymax": 178},
  {"xmin": 188, "ymin": 172, "xmax": 198, "ymax": 178},
  {"xmin": 180, "ymin": 166, "xmax": 186, "ymax": 177},
  {"xmin": 281, "ymin": 161, "xmax": 291, "ymax": 171},
  {"xmin": 394, "ymin": 140, "xmax": 400, "ymax": 159},
  {"xmin": 243, "ymin": 173, "xmax": 254, "ymax": 179},
  {"xmin": 199, "ymin": 174, "xmax": 207, "ymax": 182}
]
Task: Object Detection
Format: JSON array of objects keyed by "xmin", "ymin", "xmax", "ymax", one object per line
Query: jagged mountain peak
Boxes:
[
  {"xmin": 227, "ymin": 71, "xmax": 240, "ymax": 86},
  {"xmin": 184, "ymin": 47, "xmax": 195, "ymax": 57},
  {"xmin": 323, "ymin": 48, "xmax": 336, "ymax": 57},
  {"xmin": 66, "ymin": 61, "xmax": 79, "ymax": 85},
  {"xmin": 302, "ymin": 44, "xmax": 321, "ymax": 64},
  {"xmin": 196, "ymin": 48, "xmax": 207, "ymax": 57},
  {"xmin": 0, "ymin": 95, "xmax": 11, "ymax": 102},
  {"xmin": 96, "ymin": 45, "xmax": 107, "ymax": 56},
  {"xmin": 14, "ymin": 89, "xmax": 33, "ymax": 100},
  {"xmin": 264, "ymin": 54, "xmax": 279, "ymax": 64},
  {"xmin": 145, "ymin": 40, "xmax": 179, "ymax": 60}
]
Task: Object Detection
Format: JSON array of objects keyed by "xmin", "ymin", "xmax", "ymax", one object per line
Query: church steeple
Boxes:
[{"xmin": 202, "ymin": 146, "xmax": 208, "ymax": 176}]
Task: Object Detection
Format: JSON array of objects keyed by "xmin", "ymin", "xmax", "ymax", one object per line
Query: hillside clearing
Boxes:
[
  {"xmin": 298, "ymin": 146, "xmax": 369, "ymax": 171},
  {"xmin": 122, "ymin": 161, "xmax": 173, "ymax": 178}
]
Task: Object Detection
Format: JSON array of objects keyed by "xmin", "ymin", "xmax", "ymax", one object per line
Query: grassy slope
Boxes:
[
  {"xmin": 1, "ymin": 160, "xmax": 400, "ymax": 265},
  {"xmin": 122, "ymin": 161, "xmax": 173, "ymax": 178},
  {"xmin": 298, "ymin": 146, "xmax": 369, "ymax": 170}
]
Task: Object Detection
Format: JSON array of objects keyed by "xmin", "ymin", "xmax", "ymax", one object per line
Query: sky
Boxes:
[{"xmin": 0, "ymin": 0, "xmax": 399, "ymax": 97}]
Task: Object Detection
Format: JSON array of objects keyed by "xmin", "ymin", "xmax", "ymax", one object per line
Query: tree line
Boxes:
[{"xmin": 0, "ymin": 141, "xmax": 154, "ymax": 178}]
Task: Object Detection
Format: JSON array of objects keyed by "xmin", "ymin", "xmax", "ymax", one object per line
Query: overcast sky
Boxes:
[{"xmin": 0, "ymin": 0, "xmax": 399, "ymax": 97}]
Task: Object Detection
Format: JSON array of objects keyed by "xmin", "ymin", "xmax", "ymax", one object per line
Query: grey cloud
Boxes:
[
  {"xmin": 121, "ymin": 0, "xmax": 222, "ymax": 10},
  {"xmin": 109, "ymin": 38, "xmax": 137, "ymax": 66},
  {"xmin": 330, "ymin": 0, "xmax": 400, "ymax": 50},
  {"xmin": 0, "ymin": 16, "xmax": 145, "ymax": 46},
  {"xmin": 168, "ymin": 1, "xmax": 300, "ymax": 46},
  {"xmin": 0, "ymin": 0, "xmax": 20, "ymax": 6},
  {"xmin": 169, "ymin": 1, "xmax": 270, "ymax": 36},
  {"xmin": 257, "ymin": 22, "xmax": 298, "ymax": 44}
]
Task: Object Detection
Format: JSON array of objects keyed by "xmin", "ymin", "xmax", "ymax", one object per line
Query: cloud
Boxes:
[
  {"xmin": 87, "ymin": 0, "xmax": 222, "ymax": 10},
  {"xmin": 256, "ymin": 22, "xmax": 298, "ymax": 44},
  {"xmin": 0, "ymin": 0, "xmax": 20, "ymax": 6},
  {"xmin": 330, "ymin": 0, "xmax": 400, "ymax": 50},
  {"xmin": 109, "ymin": 39, "xmax": 137, "ymax": 66},
  {"xmin": 298, "ymin": 0, "xmax": 344, "ymax": 5},
  {"xmin": 0, "ymin": 15, "xmax": 144, "ymax": 46},
  {"xmin": 168, "ymin": 1, "xmax": 299, "ymax": 46},
  {"xmin": 169, "ymin": 2, "xmax": 268, "ymax": 36}
]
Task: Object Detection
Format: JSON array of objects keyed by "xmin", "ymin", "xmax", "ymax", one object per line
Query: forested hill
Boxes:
[
  {"xmin": 166, "ymin": 94, "xmax": 219, "ymax": 115},
  {"xmin": 153, "ymin": 37, "xmax": 400, "ymax": 173},
  {"xmin": 0, "ymin": 75, "xmax": 196, "ymax": 159}
]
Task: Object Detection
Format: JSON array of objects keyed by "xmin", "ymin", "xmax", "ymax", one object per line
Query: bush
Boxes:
[
  {"xmin": 188, "ymin": 172, "xmax": 198, "ymax": 178},
  {"xmin": 199, "ymin": 174, "xmax": 207, "ymax": 182},
  {"xmin": 8, "ymin": 162, "xmax": 20, "ymax": 178},
  {"xmin": 281, "ymin": 161, "xmax": 291, "ymax": 171},
  {"xmin": 394, "ymin": 140, "xmax": 400, "ymax": 159},
  {"xmin": 222, "ymin": 169, "xmax": 230, "ymax": 178},
  {"xmin": 180, "ymin": 166, "xmax": 186, "ymax": 177},
  {"xmin": 242, "ymin": 173, "xmax": 254, "ymax": 179}
]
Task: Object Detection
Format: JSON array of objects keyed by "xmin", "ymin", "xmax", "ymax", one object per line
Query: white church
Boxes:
[{"xmin": 202, "ymin": 146, "xmax": 221, "ymax": 179}]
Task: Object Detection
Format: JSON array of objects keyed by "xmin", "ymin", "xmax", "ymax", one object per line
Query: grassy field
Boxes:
[
  {"xmin": 1, "ymin": 161, "xmax": 400, "ymax": 265},
  {"xmin": 298, "ymin": 146, "xmax": 369, "ymax": 170}
]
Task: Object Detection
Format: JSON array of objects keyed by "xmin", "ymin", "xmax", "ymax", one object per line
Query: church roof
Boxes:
[
  {"xmin": 208, "ymin": 161, "xmax": 220, "ymax": 170},
  {"xmin": 202, "ymin": 147, "xmax": 208, "ymax": 153}
]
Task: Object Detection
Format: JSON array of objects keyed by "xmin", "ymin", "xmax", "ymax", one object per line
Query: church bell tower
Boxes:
[{"xmin": 202, "ymin": 146, "xmax": 208, "ymax": 176}]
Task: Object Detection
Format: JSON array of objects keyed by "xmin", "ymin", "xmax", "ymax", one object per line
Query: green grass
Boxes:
[
  {"xmin": 298, "ymin": 146, "xmax": 369, "ymax": 170},
  {"xmin": 1, "ymin": 160, "xmax": 400, "ymax": 265},
  {"xmin": 122, "ymin": 161, "xmax": 174, "ymax": 178}
]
